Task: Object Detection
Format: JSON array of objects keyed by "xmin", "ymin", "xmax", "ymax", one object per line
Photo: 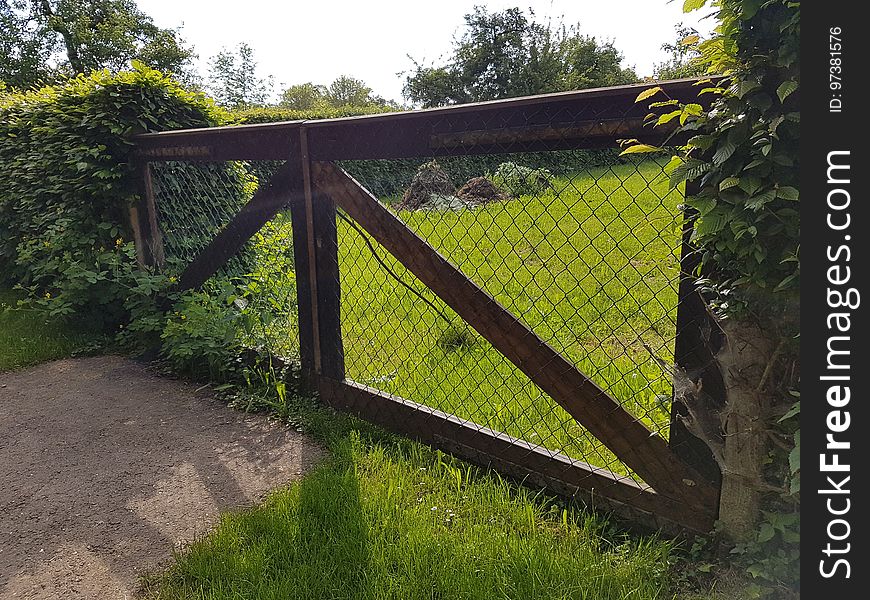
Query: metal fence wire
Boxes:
[
  {"xmin": 136, "ymin": 81, "xmax": 722, "ymax": 531},
  {"xmin": 150, "ymin": 159, "xmax": 301, "ymax": 360}
]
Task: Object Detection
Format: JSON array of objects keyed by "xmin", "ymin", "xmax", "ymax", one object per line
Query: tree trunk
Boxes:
[
  {"xmin": 716, "ymin": 318, "xmax": 775, "ymax": 542},
  {"xmin": 37, "ymin": 0, "xmax": 84, "ymax": 73}
]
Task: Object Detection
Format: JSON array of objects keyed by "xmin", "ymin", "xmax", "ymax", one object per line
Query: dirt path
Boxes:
[{"xmin": 0, "ymin": 356, "xmax": 325, "ymax": 599}]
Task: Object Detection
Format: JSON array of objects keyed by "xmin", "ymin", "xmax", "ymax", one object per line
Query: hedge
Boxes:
[{"xmin": 0, "ymin": 64, "xmax": 228, "ymax": 324}]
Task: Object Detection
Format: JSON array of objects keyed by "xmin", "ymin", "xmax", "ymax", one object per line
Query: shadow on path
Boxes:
[{"xmin": 0, "ymin": 356, "xmax": 325, "ymax": 599}]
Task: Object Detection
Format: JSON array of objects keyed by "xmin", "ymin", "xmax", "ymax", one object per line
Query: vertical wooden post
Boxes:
[
  {"xmin": 292, "ymin": 128, "xmax": 345, "ymax": 386},
  {"xmin": 670, "ymin": 181, "xmax": 725, "ymax": 486},
  {"xmin": 311, "ymin": 190, "xmax": 345, "ymax": 380},
  {"xmin": 290, "ymin": 198, "xmax": 316, "ymax": 386},
  {"xmin": 130, "ymin": 160, "xmax": 165, "ymax": 269}
]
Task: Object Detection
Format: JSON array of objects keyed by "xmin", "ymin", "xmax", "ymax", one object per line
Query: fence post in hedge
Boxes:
[
  {"xmin": 290, "ymin": 194, "xmax": 316, "ymax": 388},
  {"xmin": 130, "ymin": 160, "xmax": 165, "ymax": 269},
  {"xmin": 670, "ymin": 181, "xmax": 726, "ymax": 487}
]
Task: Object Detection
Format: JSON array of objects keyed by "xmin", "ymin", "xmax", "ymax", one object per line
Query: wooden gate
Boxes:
[{"xmin": 133, "ymin": 79, "xmax": 724, "ymax": 532}]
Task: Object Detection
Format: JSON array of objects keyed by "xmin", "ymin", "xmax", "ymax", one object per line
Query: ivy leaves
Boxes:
[{"xmin": 625, "ymin": 1, "xmax": 799, "ymax": 304}]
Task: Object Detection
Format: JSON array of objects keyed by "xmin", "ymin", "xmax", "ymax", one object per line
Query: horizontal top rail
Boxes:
[{"xmin": 133, "ymin": 78, "xmax": 720, "ymax": 162}]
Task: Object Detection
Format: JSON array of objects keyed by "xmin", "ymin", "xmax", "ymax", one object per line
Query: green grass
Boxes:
[
  {"xmin": 146, "ymin": 406, "xmax": 678, "ymax": 600},
  {"xmin": 0, "ymin": 289, "xmax": 107, "ymax": 371}
]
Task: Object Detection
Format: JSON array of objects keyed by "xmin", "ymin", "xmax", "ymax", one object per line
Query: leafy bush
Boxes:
[
  {"xmin": 488, "ymin": 162, "xmax": 555, "ymax": 196},
  {"xmin": 0, "ymin": 63, "xmax": 225, "ymax": 327},
  {"xmin": 161, "ymin": 287, "xmax": 244, "ymax": 379},
  {"xmin": 637, "ymin": 5, "xmax": 799, "ymax": 308},
  {"xmin": 160, "ymin": 211, "xmax": 299, "ymax": 379}
]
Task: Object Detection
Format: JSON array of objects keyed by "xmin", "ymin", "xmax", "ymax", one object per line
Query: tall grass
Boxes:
[{"xmin": 147, "ymin": 421, "xmax": 677, "ymax": 600}]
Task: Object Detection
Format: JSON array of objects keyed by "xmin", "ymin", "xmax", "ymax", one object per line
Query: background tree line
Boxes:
[{"xmin": 3, "ymin": 2, "xmax": 705, "ymax": 112}]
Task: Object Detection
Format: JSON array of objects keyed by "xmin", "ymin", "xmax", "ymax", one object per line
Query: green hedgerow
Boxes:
[{"xmin": 0, "ymin": 63, "xmax": 226, "ymax": 328}]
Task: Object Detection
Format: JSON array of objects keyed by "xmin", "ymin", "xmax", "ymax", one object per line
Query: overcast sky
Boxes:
[{"xmin": 139, "ymin": 0, "xmax": 717, "ymax": 103}]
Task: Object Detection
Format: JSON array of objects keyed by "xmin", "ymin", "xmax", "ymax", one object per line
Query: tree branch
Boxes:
[{"xmin": 36, "ymin": 0, "xmax": 83, "ymax": 73}]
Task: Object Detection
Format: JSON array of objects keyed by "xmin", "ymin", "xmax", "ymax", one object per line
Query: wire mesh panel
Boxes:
[
  {"xmin": 134, "ymin": 80, "xmax": 722, "ymax": 529},
  {"xmin": 336, "ymin": 208, "xmax": 636, "ymax": 479},
  {"xmin": 337, "ymin": 149, "xmax": 683, "ymax": 473},
  {"xmin": 149, "ymin": 160, "xmax": 300, "ymax": 362}
]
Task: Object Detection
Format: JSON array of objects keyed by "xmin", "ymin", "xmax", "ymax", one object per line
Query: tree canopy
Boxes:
[
  {"xmin": 652, "ymin": 25, "xmax": 707, "ymax": 81},
  {"xmin": 0, "ymin": 0, "xmax": 195, "ymax": 89},
  {"xmin": 206, "ymin": 43, "xmax": 273, "ymax": 109},
  {"xmin": 403, "ymin": 6, "xmax": 638, "ymax": 107},
  {"xmin": 278, "ymin": 82, "xmax": 329, "ymax": 111},
  {"xmin": 278, "ymin": 76, "xmax": 397, "ymax": 111}
]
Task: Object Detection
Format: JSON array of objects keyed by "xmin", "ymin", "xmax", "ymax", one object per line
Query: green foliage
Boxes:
[
  {"xmin": 632, "ymin": 0, "xmax": 799, "ymax": 312},
  {"xmin": 160, "ymin": 214, "xmax": 298, "ymax": 380},
  {"xmin": 326, "ymin": 75, "xmax": 376, "ymax": 107},
  {"xmin": 0, "ymin": 288, "xmax": 108, "ymax": 370},
  {"xmin": 277, "ymin": 76, "xmax": 398, "ymax": 112},
  {"xmin": 278, "ymin": 82, "xmax": 330, "ymax": 111},
  {"xmin": 0, "ymin": 63, "xmax": 223, "ymax": 326},
  {"xmin": 161, "ymin": 287, "xmax": 245, "ymax": 380},
  {"xmin": 1, "ymin": 1, "xmax": 56, "ymax": 88},
  {"xmin": 0, "ymin": 0, "xmax": 195, "ymax": 89},
  {"xmin": 232, "ymin": 103, "xmax": 392, "ymax": 125},
  {"xmin": 404, "ymin": 6, "xmax": 638, "ymax": 107},
  {"xmin": 235, "ymin": 106, "xmax": 375, "ymax": 124},
  {"xmin": 206, "ymin": 43, "xmax": 274, "ymax": 109},
  {"xmin": 488, "ymin": 162, "xmax": 554, "ymax": 196}
]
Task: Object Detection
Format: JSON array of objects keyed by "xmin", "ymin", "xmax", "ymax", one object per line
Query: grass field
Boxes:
[
  {"xmin": 0, "ymin": 289, "xmax": 107, "ymax": 371},
  {"xmin": 333, "ymin": 160, "xmax": 683, "ymax": 476}
]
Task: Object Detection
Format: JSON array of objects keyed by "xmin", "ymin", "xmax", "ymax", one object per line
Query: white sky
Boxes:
[{"xmin": 139, "ymin": 0, "xmax": 717, "ymax": 104}]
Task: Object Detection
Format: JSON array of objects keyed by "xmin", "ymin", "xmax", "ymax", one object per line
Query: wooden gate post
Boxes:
[
  {"xmin": 292, "ymin": 128, "xmax": 345, "ymax": 388},
  {"xmin": 129, "ymin": 160, "xmax": 165, "ymax": 269},
  {"xmin": 290, "ymin": 194, "xmax": 317, "ymax": 387}
]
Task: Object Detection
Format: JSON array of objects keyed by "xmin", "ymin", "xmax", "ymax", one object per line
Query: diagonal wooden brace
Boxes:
[
  {"xmin": 177, "ymin": 161, "xmax": 304, "ymax": 291},
  {"xmin": 311, "ymin": 160, "xmax": 718, "ymax": 513}
]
